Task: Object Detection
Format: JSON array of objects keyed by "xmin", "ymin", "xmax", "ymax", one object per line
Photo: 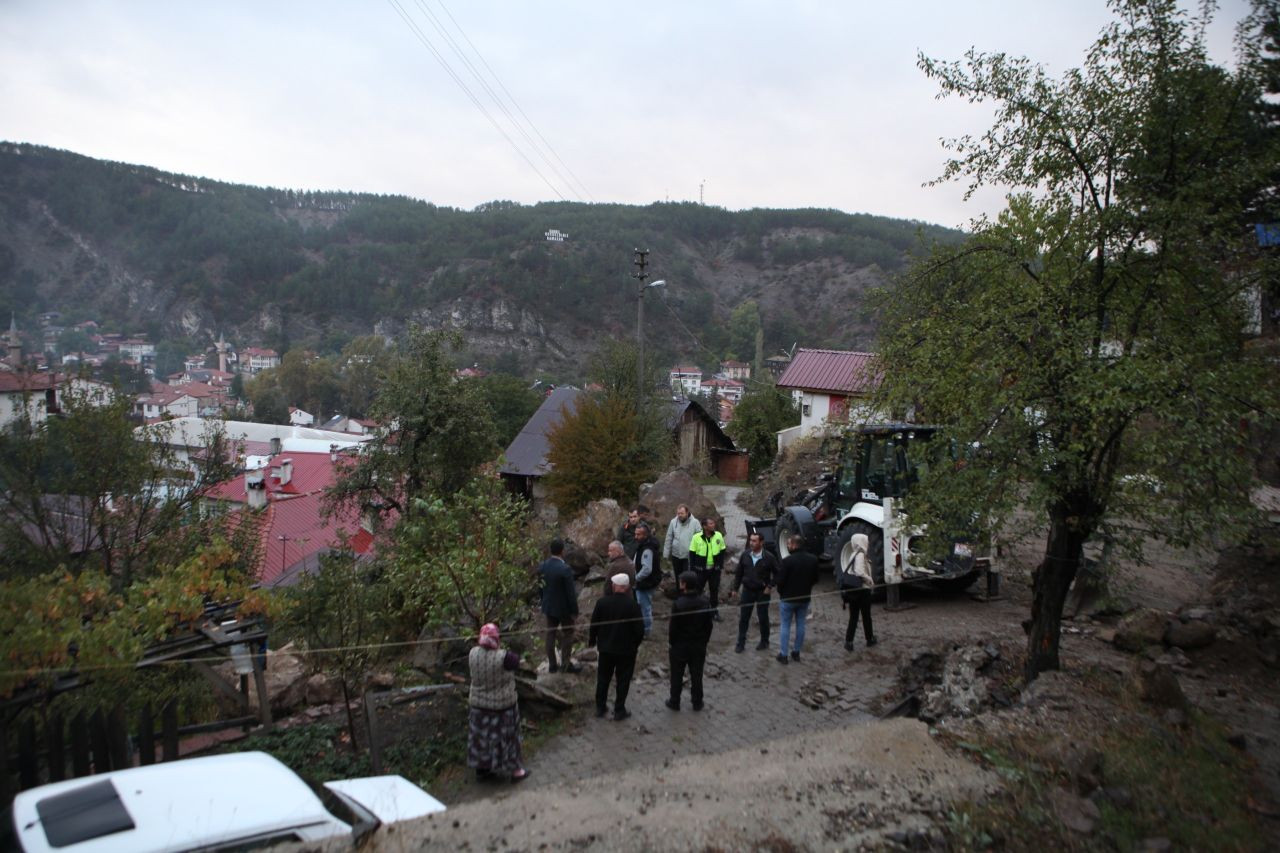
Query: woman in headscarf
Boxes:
[
  {"xmin": 467, "ymin": 623, "xmax": 529, "ymax": 782},
  {"xmin": 839, "ymin": 532, "xmax": 878, "ymax": 652}
]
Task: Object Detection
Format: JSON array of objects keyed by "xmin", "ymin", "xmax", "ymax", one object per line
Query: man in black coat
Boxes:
[
  {"xmin": 588, "ymin": 573, "xmax": 646, "ymax": 720},
  {"xmin": 538, "ymin": 538, "xmax": 580, "ymax": 673},
  {"xmin": 666, "ymin": 571, "xmax": 715, "ymax": 712},
  {"xmin": 729, "ymin": 531, "xmax": 780, "ymax": 653}
]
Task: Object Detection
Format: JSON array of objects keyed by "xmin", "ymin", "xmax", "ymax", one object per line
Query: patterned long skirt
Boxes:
[{"xmin": 467, "ymin": 703, "xmax": 523, "ymax": 773}]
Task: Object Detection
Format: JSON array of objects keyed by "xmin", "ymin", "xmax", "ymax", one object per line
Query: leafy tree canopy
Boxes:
[{"xmin": 876, "ymin": 0, "xmax": 1279, "ymax": 681}]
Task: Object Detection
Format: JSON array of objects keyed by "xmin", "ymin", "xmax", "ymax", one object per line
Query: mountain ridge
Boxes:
[{"xmin": 0, "ymin": 143, "xmax": 961, "ymax": 375}]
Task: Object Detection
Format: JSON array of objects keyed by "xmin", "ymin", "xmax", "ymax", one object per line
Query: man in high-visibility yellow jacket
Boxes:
[{"xmin": 687, "ymin": 517, "xmax": 727, "ymax": 621}]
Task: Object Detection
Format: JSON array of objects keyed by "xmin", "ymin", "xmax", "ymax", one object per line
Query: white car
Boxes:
[{"xmin": 5, "ymin": 751, "xmax": 446, "ymax": 852}]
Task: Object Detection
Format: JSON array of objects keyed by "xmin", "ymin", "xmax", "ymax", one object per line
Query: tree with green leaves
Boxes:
[
  {"xmin": 545, "ymin": 392, "xmax": 666, "ymax": 515},
  {"xmin": 328, "ymin": 328, "xmax": 495, "ymax": 523},
  {"xmin": 0, "ymin": 386, "xmax": 239, "ymax": 589},
  {"xmin": 287, "ymin": 549, "xmax": 389, "ymax": 752},
  {"xmin": 727, "ymin": 379, "xmax": 799, "ymax": 474},
  {"xmin": 382, "ymin": 473, "xmax": 537, "ymax": 637},
  {"xmin": 876, "ymin": 0, "xmax": 1278, "ymax": 681},
  {"xmin": 474, "ymin": 372, "xmax": 542, "ymax": 450}
]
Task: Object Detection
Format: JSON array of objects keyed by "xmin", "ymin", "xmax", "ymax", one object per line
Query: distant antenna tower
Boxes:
[{"xmin": 699, "ymin": 180, "xmax": 705, "ymax": 205}]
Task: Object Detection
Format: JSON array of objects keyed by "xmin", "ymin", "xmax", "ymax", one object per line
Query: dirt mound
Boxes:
[{"xmin": 737, "ymin": 435, "xmax": 836, "ymax": 515}]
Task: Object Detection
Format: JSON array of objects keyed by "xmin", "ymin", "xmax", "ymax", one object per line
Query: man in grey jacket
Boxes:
[{"xmin": 662, "ymin": 504, "xmax": 700, "ymax": 577}]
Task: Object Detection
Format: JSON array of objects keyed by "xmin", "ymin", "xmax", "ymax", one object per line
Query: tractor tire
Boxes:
[
  {"xmin": 837, "ymin": 521, "xmax": 885, "ymax": 588},
  {"xmin": 775, "ymin": 506, "xmax": 818, "ymax": 561}
]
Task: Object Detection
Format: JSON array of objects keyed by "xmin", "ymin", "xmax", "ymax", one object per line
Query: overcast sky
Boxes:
[{"xmin": 0, "ymin": 1, "xmax": 1250, "ymax": 229}]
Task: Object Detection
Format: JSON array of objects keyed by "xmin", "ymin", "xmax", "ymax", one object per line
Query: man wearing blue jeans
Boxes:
[
  {"xmin": 775, "ymin": 534, "xmax": 821, "ymax": 663},
  {"xmin": 730, "ymin": 531, "xmax": 778, "ymax": 652},
  {"xmin": 633, "ymin": 522, "xmax": 662, "ymax": 636}
]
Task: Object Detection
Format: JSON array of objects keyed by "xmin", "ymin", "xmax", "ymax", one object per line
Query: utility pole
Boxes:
[{"xmin": 632, "ymin": 249, "xmax": 649, "ymax": 407}]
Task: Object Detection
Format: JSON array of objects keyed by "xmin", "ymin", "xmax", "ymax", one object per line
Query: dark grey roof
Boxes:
[
  {"xmin": 499, "ymin": 386, "xmax": 583, "ymax": 477},
  {"xmin": 669, "ymin": 398, "xmax": 737, "ymax": 451}
]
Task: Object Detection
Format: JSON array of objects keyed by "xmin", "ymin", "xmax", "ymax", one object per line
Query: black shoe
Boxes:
[
  {"xmin": 476, "ymin": 768, "xmax": 495, "ymax": 782},
  {"xmin": 776, "ymin": 653, "xmax": 788, "ymax": 665},
  {"xmin": 548, "ymin": 662, "xmax": 559, "ymax": 673},
  {"xmin": 844, "ymin": 642, "xmax": 854, "ymax": 652},
  {"xmin": 691, "ymin": 702, "xmax": 704, "ymax": 712},
  {"xmin": 756, "ymin": 640, "xmax": 769, "ymax": 650},
  {"xmin": 866, "ymin": 637, "xmax": 878, "ymax": 647},
  {"xmin": 612, "ymin": 708, "xmax": 631, "ymax": 721},
  {"xmin": 596, "ymin": 707, "xmax": 608, "ymax": 718},
  {"xmin": 791, "ymin": 651, "xmax": 801, "ymax": 662},
  {"xmin": 563, "ymin": 663, "xmax": 583, "ymax": 674},
  {"xmin": 664, "ymin": 698, "xmax": 680, "ymax": 711},
  {"xmin": 735, "ymin": 644, "xmax": 745, "ymax": 653}
]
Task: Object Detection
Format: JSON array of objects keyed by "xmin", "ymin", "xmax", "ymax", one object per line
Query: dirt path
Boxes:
[{"xmin": 347, "ymin": 717, "xmax": 998, "ymax": 851}]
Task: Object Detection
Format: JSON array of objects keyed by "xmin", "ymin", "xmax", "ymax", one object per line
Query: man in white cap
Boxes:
[{"xmin": 587, "ymin": 573, "xmax": 646, "ymax": 720}]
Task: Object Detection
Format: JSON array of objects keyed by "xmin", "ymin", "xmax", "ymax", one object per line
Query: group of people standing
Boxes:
[{"xmin": 466, "ymin": 504, "xmax": 880, "ymax": 782}]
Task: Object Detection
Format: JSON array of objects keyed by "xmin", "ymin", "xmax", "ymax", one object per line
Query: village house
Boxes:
[
  {"xmin": 500, "ymin": 388, "xmax": 746, "ymax": 509},
  {"xmin": 718, "ymin": 359, "xmax": 751, "ymax": 381},
  {"xmin": 700, "ymin": 377, "xmax": 745, "ymax": 404},
  {"xmin": 774, "ymin": 348, "xmax": 881, "ymax": 452},
  {"xmin": 202, "ymin": 448, "xmax": 376, "ymax": 586},
  {"xmin": 240, "ymin": 347, "xmax": 281, "ymax": 375},
  {"xmin": 668, "ymin": 364, "xmax": 703, "ymax": 397},
  {"xmin": 289, "ymin": 407, "xmax": 316, "ymax": 427}
]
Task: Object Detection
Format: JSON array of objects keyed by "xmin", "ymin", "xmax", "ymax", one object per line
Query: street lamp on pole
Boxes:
[{"xmin": 636, "ymin": 278, "xmax": 665, "ymax": 405}]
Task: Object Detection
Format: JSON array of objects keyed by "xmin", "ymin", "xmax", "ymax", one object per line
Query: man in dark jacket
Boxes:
[
  {"xmin": 775, "ymin": 534, "xmax": 821, "ymax": 663},
  {"xmin": 633, "ymin": 523, "xmax": 663, "ymax": 636},
  {"xmin": 538, "ymin": 538, "xmax": 580, "ymax": 673},
  {"xmin": 666, "ymin": 571, "xmax": 714, "ymax": 712},
  {"xmin": 588, "ymin": 573, "xmax": 646, "ymax": 720},
  {"xmin": 730, "ymin": 531, "xmax": 779, "ymax": 653}
]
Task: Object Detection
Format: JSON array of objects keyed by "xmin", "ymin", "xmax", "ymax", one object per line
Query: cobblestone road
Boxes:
[{"xmin": 493, "ymin": 486, "xmax": 1030, "ymax": 799}]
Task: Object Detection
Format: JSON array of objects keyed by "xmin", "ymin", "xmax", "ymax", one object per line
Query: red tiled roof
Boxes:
[
  {"xmin": 670, "ymin": 365, "xmax": 701, "ymax": 375},
  {"xmin": 775, "ymin": 349, "xmax": 880, "ymax": 395},
  {"xmin": 0, "ymin": 372, "xmax": 59, "ymax": 393}
]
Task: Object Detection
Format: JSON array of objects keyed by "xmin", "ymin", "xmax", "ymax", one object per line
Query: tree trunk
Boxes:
[{"xmin": 1025, "ymin": 502, "xmax": 1091, "ymax": 682}]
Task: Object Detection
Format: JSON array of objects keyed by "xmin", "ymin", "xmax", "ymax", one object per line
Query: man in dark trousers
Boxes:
[
  {"xmin": 730, "ymin": 530, "xmax": 779, "ymax": 653},
  {"xmin": 538, "ymin": 538, "xmax": 580, "ymax": 673},
  {"xmin": 588, "ymin": 573, "xmax": 646, "ymax": 720},
  {"xmin": 775, "ymin": 534, "xmax": 821, "ymax": 663},
  {"xmin": 687, "ymin": 516, "xmax": 727, "ymax": 621},
  {"xmin": 666, "ymin": 571, "xmax": 714, "ymax": 712}
]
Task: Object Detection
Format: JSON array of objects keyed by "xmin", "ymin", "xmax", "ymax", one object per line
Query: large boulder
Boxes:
[
  {"xmin": 412, "ymin": 625, "xmax": 473, "ymax": 673},
  {"xmin": 1130, "ymin": 660, "xmax": 1188, "ymax": 711},
  {"xmin": 650, "ymin": 472, "xmax": 720, "ymax": 525},
  {"xmin": 1114, "ymin": 608, "xmax": 1170, "ymax": 653},
  {"xmin": 562, "ymin": 499, "xmax": 627, "ymax": 558},
  {"xmin": 563, "ymin": 540, "xmax": 594, "ymax": 578},
  {"xmin": 1164, "ymin": 619, "xmax": 1216, "ymax": 650},
  {"xmin": 919, "ymin": 644, "xmax": 998, "ymax": 721},
  {"xmin": 640, "ymin": 470, "xmax": 720, "ymax": 531},
  {"xmin": 263, "ymin": 642, "xmax": 309, "ymax": 715}
]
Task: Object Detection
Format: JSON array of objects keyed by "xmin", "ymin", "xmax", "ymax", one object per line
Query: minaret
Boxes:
[
  {"xmin": 6, "ymin": 315, "xmax": 21, "ymax": 367},
  {"xmin": 215, "ymin": 333, "xmax": 229, "ymax": 374}
]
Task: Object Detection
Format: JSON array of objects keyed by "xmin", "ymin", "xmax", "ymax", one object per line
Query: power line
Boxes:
[
  {"xmin": 417, "ymin": 0, "xmax": 594, "ymax": 203},
  {"xmin": 1, "ymin": 583, "xmax": 900, "ymax": 678},
  {"xmin": 433, "ymin": 0, "xmax": 596, "ymax": 203},
  {"xmin": 383, "ymin": 0, "xmax": 570, "ymax": 202}
]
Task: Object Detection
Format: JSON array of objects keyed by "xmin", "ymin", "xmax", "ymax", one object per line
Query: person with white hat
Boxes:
[{"xmin": 587, "ymin": 573, "xmax": 646, "ymax": 721}]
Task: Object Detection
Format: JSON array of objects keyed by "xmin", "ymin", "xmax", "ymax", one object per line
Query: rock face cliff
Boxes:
[{"xmin": 0, "ymin": 144, "xmax": 960, "ymax": 371}]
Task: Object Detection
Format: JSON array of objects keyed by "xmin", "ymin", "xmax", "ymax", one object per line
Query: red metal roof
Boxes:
[
  {"xmin": 775, "ymin": 349, "xmax": 880, "ymax": 395},
  {"xmin": 205, "ymin": 451, "xmax": 377, "ymax": 583}
]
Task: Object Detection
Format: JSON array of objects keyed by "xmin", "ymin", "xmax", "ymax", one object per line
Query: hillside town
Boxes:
[{"xmin": 3, "ymin": 1, "xmax": 1280, "ymax": 850}]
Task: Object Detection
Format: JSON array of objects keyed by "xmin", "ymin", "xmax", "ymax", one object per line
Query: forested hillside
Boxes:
[{"xmin": 0, "ymin": 143, "xmax": 960, "ymax": 375}]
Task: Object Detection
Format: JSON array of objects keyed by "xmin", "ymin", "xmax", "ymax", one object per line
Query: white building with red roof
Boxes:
[
  {"xmin": 669, "ymin": 364, "xmax": 703, "ymax": 397},
  {"xmin": 775, "ymin": 348, "xmax": 882, "ymax": 449},
  {"xmin": 241, "ymin": 347, "xmax": 281, "ymax": 375}
]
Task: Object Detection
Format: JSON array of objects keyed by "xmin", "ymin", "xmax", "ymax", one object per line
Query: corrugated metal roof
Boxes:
[
  {"xmin": 499, "ymin": 387, "xmax": 582, "ymax": 477},
  {"xmin": 775, "ymin": 349, "xmax": 880, "ymax": 395}
]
